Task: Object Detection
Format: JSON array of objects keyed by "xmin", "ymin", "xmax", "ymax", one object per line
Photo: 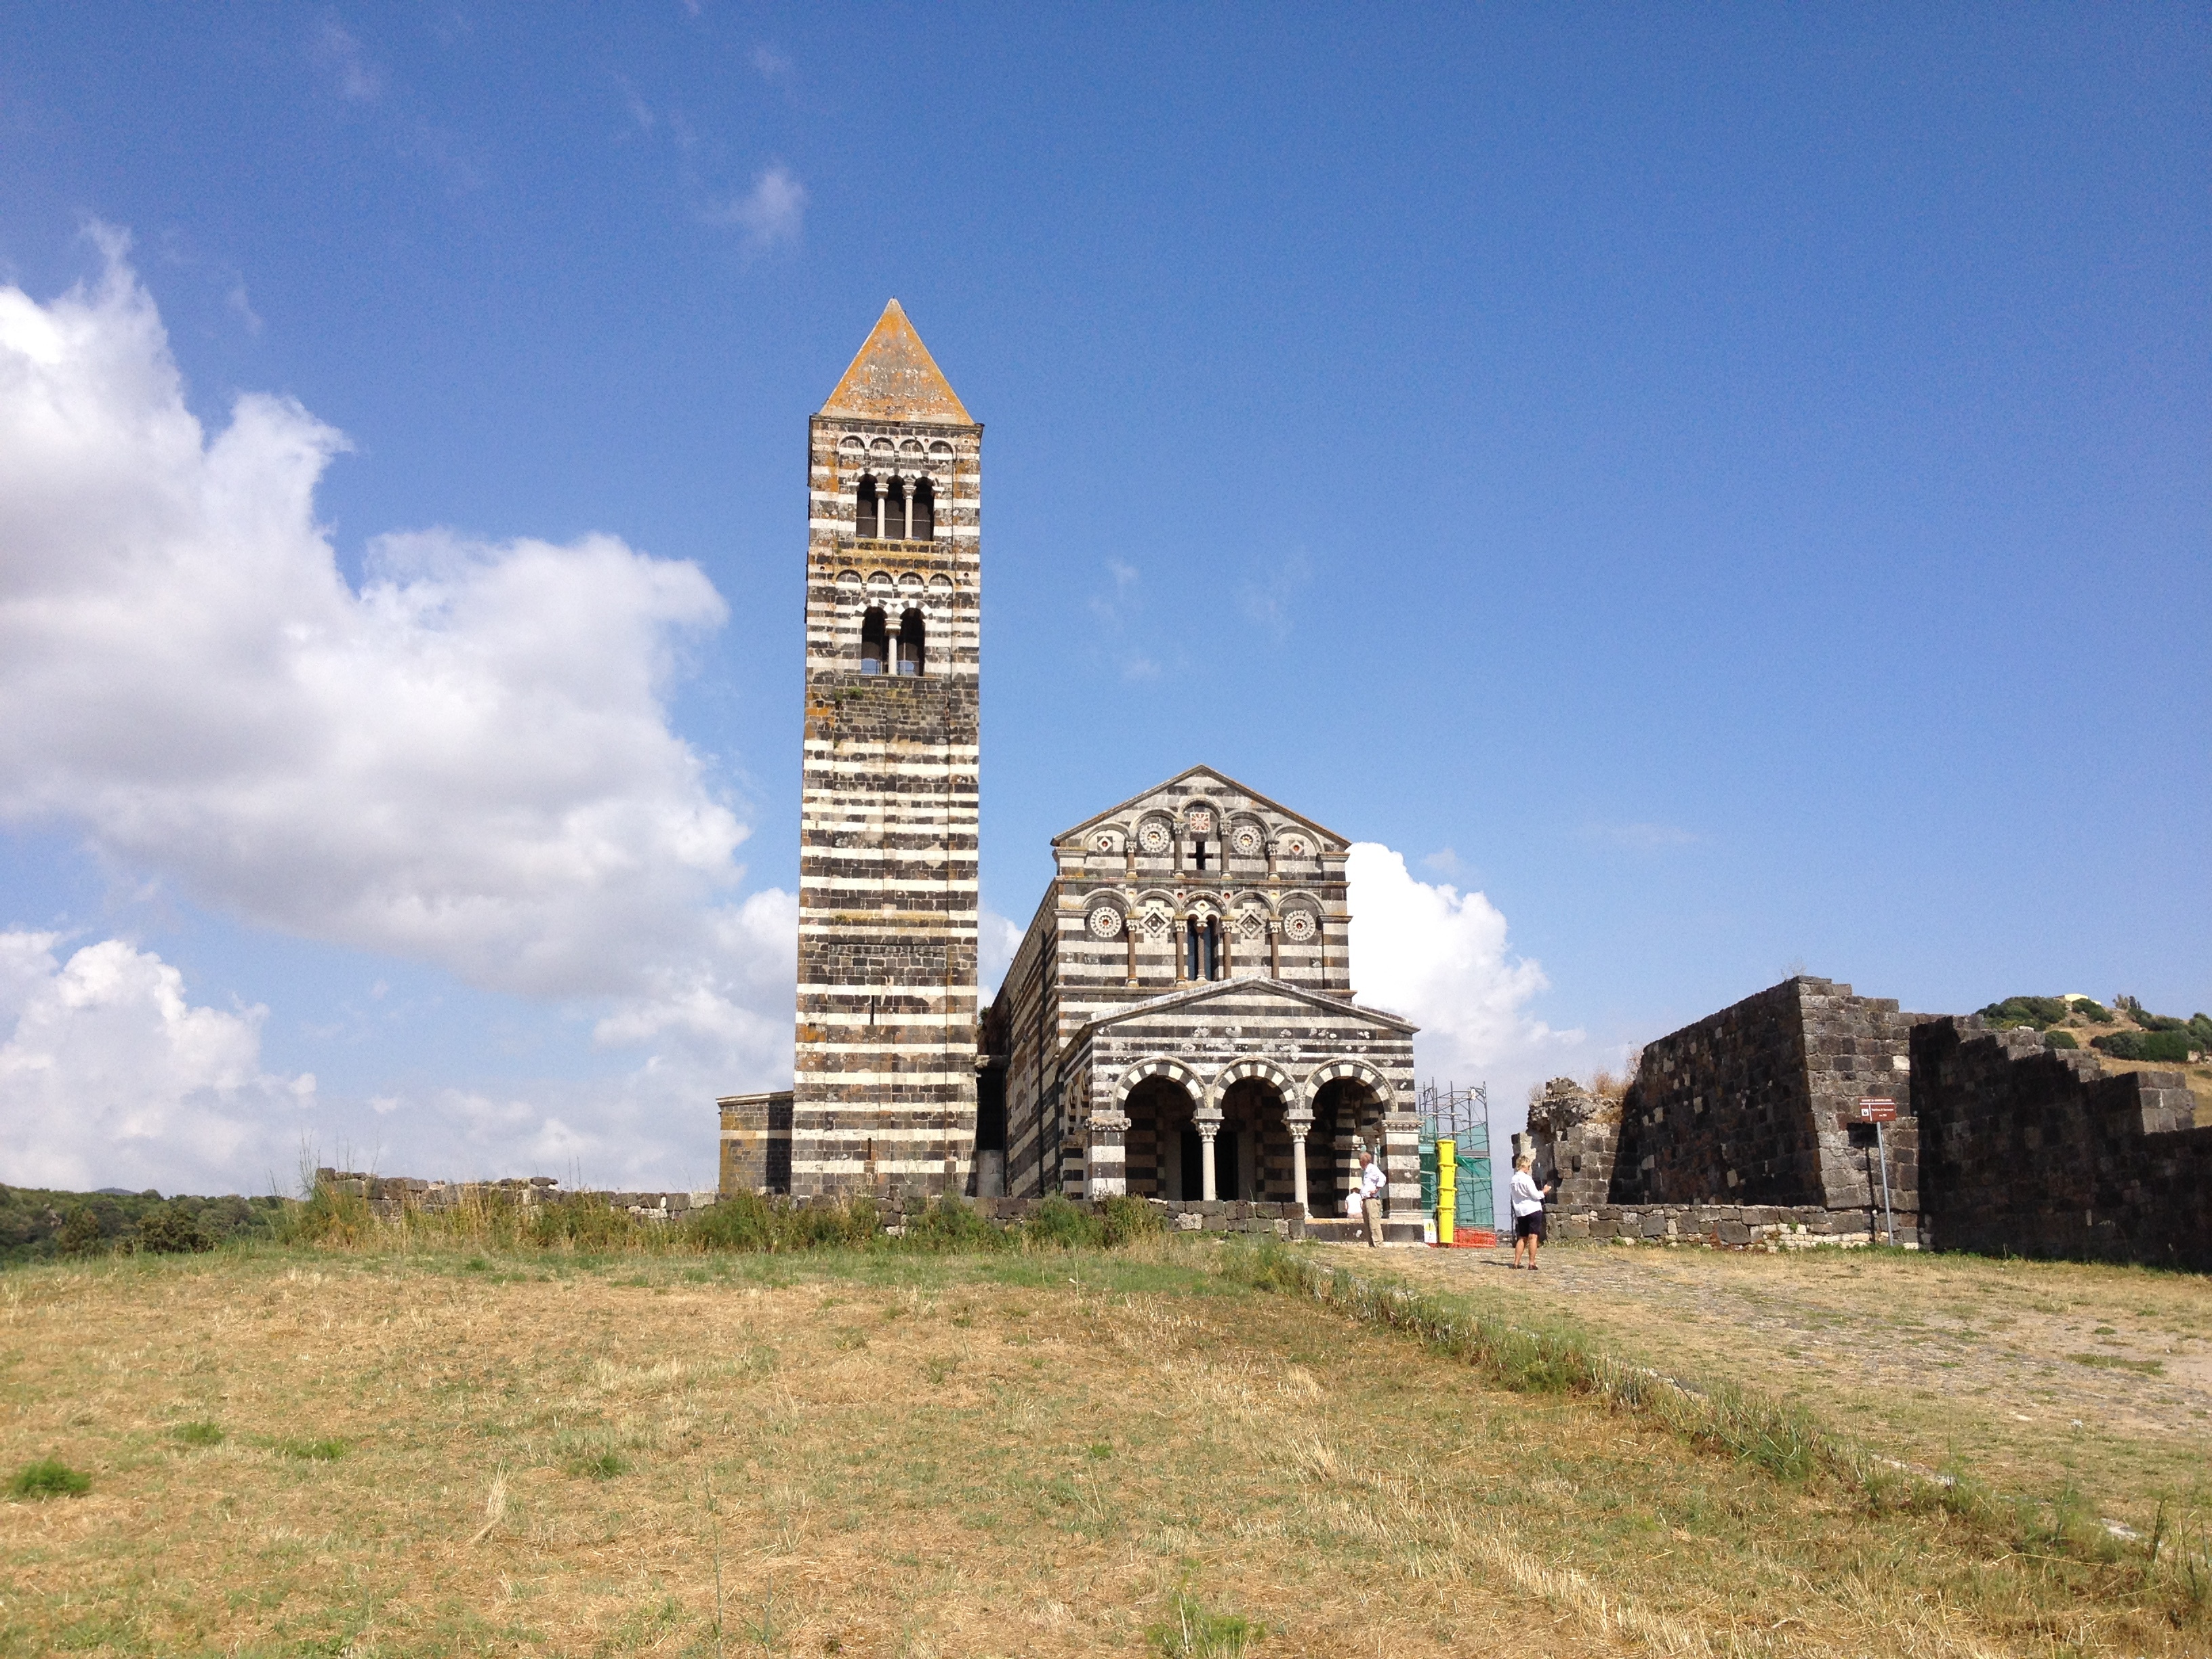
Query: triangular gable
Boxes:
[
  {"xmin": 820, "ymin": 300, "xmax": 974, "ymax": 425},
  {"xmin": 1052, "ymin": 764, "xmax": 1349, "ymax": 848},
  {"xmin": 1076, "ymin": 975, "xmax": 1417, "ymax": 1038}
]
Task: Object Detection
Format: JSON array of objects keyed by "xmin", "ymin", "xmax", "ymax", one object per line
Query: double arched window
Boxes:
[
  {"xmin": 859, "ymin": 605, "xmax": 926, "ymax": 675},
  {"xmin": 853, "ymin": 475, "xmax": 933, "ymax": 542}
]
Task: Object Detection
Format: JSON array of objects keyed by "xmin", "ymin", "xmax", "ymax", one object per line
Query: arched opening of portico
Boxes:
[
  {"xmin": 1216, "ymin": 1076, "xmax": 1294, "ymax": 1202},
  {"xmin": 1122, "ymin": 1074, "xmax": 1194, "ymax": 1200},
  {"xmin": 1311, "ymin": 1076, "xmax": 1388, "ymax": 1218}
]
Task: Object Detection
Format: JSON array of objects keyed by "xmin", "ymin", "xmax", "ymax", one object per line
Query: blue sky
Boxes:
[{"xmin": 1, "ymin": 5, "xmax": 2205, "ymax": 1194}]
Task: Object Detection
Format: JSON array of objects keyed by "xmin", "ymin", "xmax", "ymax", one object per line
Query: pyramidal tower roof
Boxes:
[{"xmin": 819, "ymin": 300, "xmax": 973, "ymax": 425}]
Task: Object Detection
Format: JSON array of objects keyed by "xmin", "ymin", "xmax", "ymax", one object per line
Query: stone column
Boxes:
[
  {"xmin": 1195, "ymin": 1104, "xmax": 1223, "ymax": 1202},
  {"xmin": 1284, "ymin": 1104, "xmax": 1314, "ymax": 1216},
  {"xmin": 1086, "ymin": 1106, "xmax": 1128, "ymax": 1198},
  {"xmin": 1381, "ymin": 1102, "xmax": 1422, "ymax": 1242},
  {"xmin": 1267, "ymin": 918, "xmax": 1281, "ymax": 979}
]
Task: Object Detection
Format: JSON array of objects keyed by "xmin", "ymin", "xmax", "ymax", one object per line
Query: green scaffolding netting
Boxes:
[{"xmin": 1416, "ymin": 1081, "xmax": 1494, "ymax": 1231}]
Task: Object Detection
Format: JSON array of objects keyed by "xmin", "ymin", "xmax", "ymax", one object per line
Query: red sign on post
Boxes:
[{"xmin": 1858, "ymin": 1098, "xmax": 1898, "ymax": 1123}]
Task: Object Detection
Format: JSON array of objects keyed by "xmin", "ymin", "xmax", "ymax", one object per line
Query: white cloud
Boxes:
[
  {"xmin": 750, "ymin": 45, "xmax": 793, "ymax": 79},
  {"xmin": 0, "ymin": 237, "xmax": 758, "ymax": 1001},
  {"xmin": 311, "ymin": 18, "xmax": 383, "ymax": 104},
  {"xmin": 1347, "ymin": 842, "xmax": 1584, "ymax": 1109},
  {"xmin": 0, "ymin": 234, "xmax": 798, "ymax": 1191},
  {"xmin": 0, "ymin": 931, "xmax": 314, "ymax": 1193},
  {"xmin": 1236, "ymin": 548, "xmax": 1312, "ymax": 643},
  {"xmin": 224, "ymin": 281, "xmax": 263, "ymax": 335},
  {"xmin": 705, "ymin": 165, "xmax": 806, "ymax": 250},
  {"xmin": 978, "ymin": 907, "xmax": 1025, "ymax": 1000}
]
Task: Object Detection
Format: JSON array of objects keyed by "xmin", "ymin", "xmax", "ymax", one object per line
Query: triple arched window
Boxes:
[{"xmin": 854, "ymin": 475, "xmax": 933, "ymax": 542}]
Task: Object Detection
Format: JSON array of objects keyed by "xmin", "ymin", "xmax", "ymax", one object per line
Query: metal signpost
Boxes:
[{"xmin": 1858, "ymin": 1098, "xmax": 1898, "ymax": 1246}]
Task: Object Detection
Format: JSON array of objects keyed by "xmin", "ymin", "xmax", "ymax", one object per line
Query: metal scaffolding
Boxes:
[{"xmin": 1416, "ymin": 1081, "xmax": 1495, "ymax": 1237}]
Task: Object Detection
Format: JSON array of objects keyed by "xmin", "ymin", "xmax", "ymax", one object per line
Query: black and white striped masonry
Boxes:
[
  {"xmin": 790, "ymin": 302, "xmax": 982, "ymax": 1197},
  {"xmin": 981, "ymin": 766, "xmax": 1425, "ymax": 1240}
]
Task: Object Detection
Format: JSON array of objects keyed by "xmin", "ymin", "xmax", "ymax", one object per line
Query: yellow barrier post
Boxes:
[{"xmin": 1436, "ymin": 1136, "xmax": 1456, "ymax": 1247}]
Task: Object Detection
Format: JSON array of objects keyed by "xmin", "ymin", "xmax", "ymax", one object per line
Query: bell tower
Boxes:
[{"xmin": 791, "ymin": 302, "xmax": 982, "ymax": 1197}]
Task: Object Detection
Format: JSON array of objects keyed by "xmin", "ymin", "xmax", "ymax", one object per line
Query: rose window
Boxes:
[
  {"xmin": 1284, "ymin": 911, "xmax": 1317, "ymax": 941},
  {"xmin": 1138, "ymin": 823, "xmax": 1170, "ymax": 853},
  {"xmin": 1087, "ymin": 905, "xmax": 1124, "ymax": 939}
]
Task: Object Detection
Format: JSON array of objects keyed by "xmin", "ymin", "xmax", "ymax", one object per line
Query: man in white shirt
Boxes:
[
  {"xmin": 1357, "ymin": 1147, "xmax": 1389, "ymax": 1247},
  {"xmin": 1510, "ymin": 1153, "xmax": 1554, "ymax": 1269}
]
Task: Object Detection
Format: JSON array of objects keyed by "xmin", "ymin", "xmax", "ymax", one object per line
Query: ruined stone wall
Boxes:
[
  {"xmin": 1606, "ymin": 977, "xmax": 1927, "ymax": 1239},
  {"xmin": 1912, "ymin": 1018, "xmax": 2212, "ymax": 1270},
  {"xmin": 1525, "ymin": 1078, "xmax": 1619, "ymax": 1209}
]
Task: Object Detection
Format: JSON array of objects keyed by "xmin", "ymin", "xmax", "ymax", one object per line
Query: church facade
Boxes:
[
  {"xmin": 720, "ymin": 305, "xmax": 1420, "ymax": 1237},
  {"xmin": 982, "ymin": 766, "xmax": 1423, "ymax": 1240}
]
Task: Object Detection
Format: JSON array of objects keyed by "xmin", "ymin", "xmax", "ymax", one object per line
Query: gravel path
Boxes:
[{"xmin": 1317, "ymin": 1239, "xmax": 2212, "ymax": 1520}]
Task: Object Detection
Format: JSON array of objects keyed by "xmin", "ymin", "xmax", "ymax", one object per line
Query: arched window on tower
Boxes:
[
  {"xmin": 855, "ymin": 476, "xmax": 880, "ymax": 541},
  {"xmin": 860, "ymin": 607, "xmax": 888, "ymax": 674},
  {"xmin": 897, "ymin": 607, "xmax": 926, "ymax": 676},
  {"xmin": 911, "ymin": 478, "xmax": 935, "ymax": 541},
  {"xmin": 885, "ymin": 478, "xmax": 909, "ymax": 541}
]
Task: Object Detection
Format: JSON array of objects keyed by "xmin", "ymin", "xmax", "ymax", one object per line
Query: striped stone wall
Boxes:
[{"xmin": 792, "ymin": 405, "xmax": 982, "ymax": 1197}]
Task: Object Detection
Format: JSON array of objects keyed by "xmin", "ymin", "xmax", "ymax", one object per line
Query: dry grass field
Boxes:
[{"xmin": 1, "ymin": 1237, "xmax": 2206, "ymax": 1658}]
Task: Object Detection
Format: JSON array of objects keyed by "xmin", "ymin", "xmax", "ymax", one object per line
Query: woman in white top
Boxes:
[{"xmin": 1509, "ymin": 1153, "xmax": 1553, "ymax": 1270}]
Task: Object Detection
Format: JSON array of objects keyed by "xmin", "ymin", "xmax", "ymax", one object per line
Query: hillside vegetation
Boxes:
[{"xmin": 1979, "ymin": 994, "xmax": 2212, "ymax": 1120}]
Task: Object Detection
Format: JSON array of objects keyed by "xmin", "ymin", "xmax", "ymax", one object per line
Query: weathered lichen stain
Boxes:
[{"xmin": 820, "ymin": 299, "xmax": 974, "ymax": 425}]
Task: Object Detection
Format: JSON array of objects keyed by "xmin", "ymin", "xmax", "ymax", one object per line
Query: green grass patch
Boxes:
[
  {"xmin": 1146, "ymin": 1589, "xmax": 1262, "ymax": 1658},
  {"xmin": 9, "ymin": 1456, "xmax": 90, "ymax": 1498},
  {"xmin": 171, "ymin": 1420, "xmax": 225, "ymax": 1446},
  {"xmin": 2068, "ymin": 1353, "xmax": 2165, "ymax": 1374},
  {"xmin": 277, "ymin": 1437, "xmax": 348, "ymax": 1461}
]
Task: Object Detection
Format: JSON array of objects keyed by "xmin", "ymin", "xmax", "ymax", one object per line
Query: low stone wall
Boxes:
[
  {"xmin": 1552, "ymin": 1202, "xmax": 1907, "ymax": 1248},
  {"xmin": 317, "ymin": 1170, "xmax": 717, "ymax": 1225},
  {"xmin": 1912, "ymin": 1018, "xmax": 2211, "ymax": 1270}
]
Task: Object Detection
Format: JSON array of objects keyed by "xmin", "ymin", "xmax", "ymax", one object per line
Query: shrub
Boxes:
[
  {"xmin": 2044, "ymin": 1029, "xmax": 2078, "ymax": 1050},
  {"xmin": 1100, "ymin": 1192, "xmax": 1166, "ymax": 1246},
  {"xmin": 683, "ymin": 1193, "xmax": 884, "ymax": 1254},
  {"xmin": 1021, "ymin": 1193, "xmax": 1105, "ymax": 1250},
  {"xmin": 527, "ymin": 1195, "xmax": 646, "ymax": 1252},
  {"xmin": 9, "ymin": 1457, "xmax": 89, "ymax": 1500},
  {"xmin": 136, "ymin": 1203, "xmax": 214, "ymax": 1254},
  {"xmin": 1978, "ymin": 996, "xmax": 2072, "ymax": 1031},
  {"xmin": 2067, "ymin": 997, "xmax": 2111, "ymax": 1024},
  {"xmin": 56, "ymin": 1202, "xmax": 117, "ymax": 1257},
  {"xmin": 907, "ymin": 1195, "xmax": 1008, "ymax": 1252},
  {"xmin": 2093, "ymin": 1029, "xmax": 2198, "ymax": 1063},
  {"xmin": 276, "ymin": 1178, "xmax": 377, "ymax": 1247}
]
